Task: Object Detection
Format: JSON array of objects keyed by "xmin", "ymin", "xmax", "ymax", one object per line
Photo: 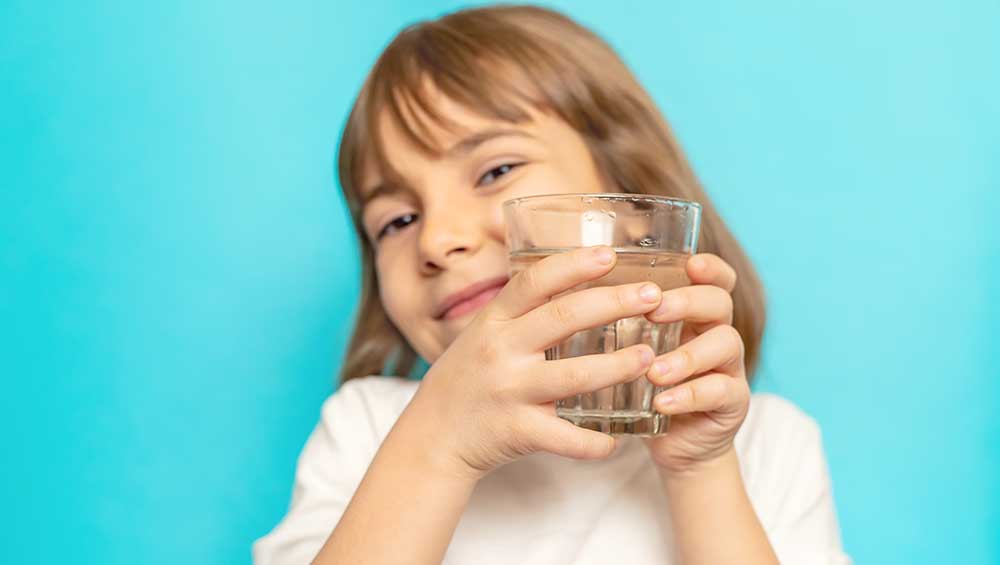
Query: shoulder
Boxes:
[
  {"xmin": 735, "ymin": 393, "xmax": 825, "ymax": 473},
  {"xmin": 735, "ymin": 395, "xmax": 849, "ymax": 561},
  {"xmin": 252, "ymin": 377, "xmax": 421, "ymax": 564},
  {"xmin": 319, "ymin": 375, "xmax": 420, "ymax": 443},
  {"xmin": 739, "ymin": 392, "xmax": 821, "ymax": 441},
  {"xmin": 327, "ymin": 375, "xmax": 421, "ymax": 413},
  {"xmin": 291, "ymin": 376, "xmax": 420, "ymax": 484}
]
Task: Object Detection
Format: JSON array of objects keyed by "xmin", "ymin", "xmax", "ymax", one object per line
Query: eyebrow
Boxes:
[
  {"xmin": 443, "ymin": 128, "xmax": 535, "ymax": 158},
  {"xmin": 360, "ymin": 128, "xmax": 535, "ymax": 205},
  {"xmin": 360, "ymin": 183, "xmax": 402, "ymax": 206}
]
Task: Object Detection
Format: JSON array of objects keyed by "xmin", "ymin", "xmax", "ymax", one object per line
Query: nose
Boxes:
[{"xmin": 417, "ymin": 203, "xmax": 483, "ymax": 274}]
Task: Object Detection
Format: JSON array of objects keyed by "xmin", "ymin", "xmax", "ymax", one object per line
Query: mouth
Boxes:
[{"xmin": 435, "ymin": 276, "xmax": 509, "ymax": 321}]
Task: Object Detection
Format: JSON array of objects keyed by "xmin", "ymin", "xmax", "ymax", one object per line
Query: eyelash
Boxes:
[
  {"xmin": 477, "ymin": 161, "xmax": 524, "ymax": 186},
  {"xmin": 376, "ymin": 213, "xmax": 417, "ymax": 241},
  {"xmin": 374, "ymin": 162, "xmax": 524, "ymax": 241}
]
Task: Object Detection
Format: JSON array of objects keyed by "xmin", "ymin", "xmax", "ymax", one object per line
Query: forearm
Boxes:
[
  {"xmin": 314, "ymin": 397, "xmax": 479, "ymax": 565},
  {"xmin": 660, "ymin": 447, "xmax": 777, "ymax": 565}
]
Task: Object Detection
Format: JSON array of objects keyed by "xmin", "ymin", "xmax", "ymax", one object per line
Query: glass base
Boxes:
[{"xmin": 557, "ymin": 409, "xmax": 669, "ymax": 437}]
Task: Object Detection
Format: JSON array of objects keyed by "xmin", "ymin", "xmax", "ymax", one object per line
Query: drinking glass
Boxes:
[{"xmin": 503, "ymin": 193, "xmax": 702, "ymax": 436}]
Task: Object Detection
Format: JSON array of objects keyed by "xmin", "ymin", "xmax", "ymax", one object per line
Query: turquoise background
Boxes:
[{"xmin": 2, "ymin": 1, "xmax": 997, "ymax": 563}]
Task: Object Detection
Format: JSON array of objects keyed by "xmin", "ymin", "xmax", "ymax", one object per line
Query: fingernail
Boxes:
[
  {"xmin": 594, "ymin": 246, "xmax": 615, "ymax": 264},
  {"xmin": 639, "ymin": 347, "xmax": 654, "ymax": 365},
  {"xmin": 654, "ymin": 353, "xmax": 683, "ymax": 380},
  {"xmin": 651, "ymin": 360, "xmax": 669, "ymax": 380},
  {"xmin": 639, "ymin": 283, "xmax": 660, "ymax": 302},
  {"xmin": 689, "ymin": 256, "xmax": 705, "ymax": 271},
  {"xmin": 655, "ymin": 392, "xmax": 675, "ymax": 411}
]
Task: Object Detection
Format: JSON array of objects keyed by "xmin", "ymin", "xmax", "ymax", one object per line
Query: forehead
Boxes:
[
  {"xmin": 377, "ymin": 82, "xmax": 521, "ymax": 160},
  {"xmin": 363, "ymin": 82, "xmax": 563, "ymax": 191}
]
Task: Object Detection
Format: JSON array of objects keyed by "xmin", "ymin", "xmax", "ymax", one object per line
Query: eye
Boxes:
[
  {"xmin": 477, "ymin": 162, "xmax": 524, "ymax": 186},
  {"xmin": 376, "ymin": 213, "xmax": 418, "ymax": 241}
]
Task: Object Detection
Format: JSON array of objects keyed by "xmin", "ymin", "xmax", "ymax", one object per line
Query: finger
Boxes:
[
  {"xmin": 492, "ymin": 245, "xmax": 618, "ymax": 320},
  {"xmin": 646, "ymin": 324, "xmax": 745, "ymax": 387},
  {"xmin": 521, "ymin": 344, "xmax": 655, "ymax": 403},
  {"xmin": 529, "ymin": 411, "xmax": 617, "ymax": 460},
  {"xmin": 687, "ymin": 253, "xmax": 737, "ymax": 293},
  {"xmin": 652, "ymin": 372, "xmax": 749, "ymax": 416},
  {"xmin": 511, "ymin": 281, "xmax": 662, "ymax": 351},
  {"xmin": 644, "ymin": 284, "xmax": 734, "ymax": 325}
]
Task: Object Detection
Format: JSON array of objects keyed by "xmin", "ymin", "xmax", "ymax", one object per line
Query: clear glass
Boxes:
[{"xmin": 503, "ymin": 193, "xmax": 702, "ymax": 436}]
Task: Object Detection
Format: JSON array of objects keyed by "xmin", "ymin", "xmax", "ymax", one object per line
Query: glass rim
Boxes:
[{"xmin": 501, "ymin": 192, "xmax": 702, "ymax": 210}]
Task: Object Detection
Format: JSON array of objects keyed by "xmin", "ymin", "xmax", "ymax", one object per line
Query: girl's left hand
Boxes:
[{"xmin": 642, "ymin": 253, "xmax": 750, "ymax": 474}]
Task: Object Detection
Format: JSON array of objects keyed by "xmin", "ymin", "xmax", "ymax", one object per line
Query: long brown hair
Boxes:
[{"xmin": 336, "ymin": 4, "xmax": 767, "ymax": 384}]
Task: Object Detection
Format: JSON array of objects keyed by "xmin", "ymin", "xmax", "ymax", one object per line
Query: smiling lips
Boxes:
[{"xmin": 436, "ymin": 276, "xmax": 509, "ymax": 320}]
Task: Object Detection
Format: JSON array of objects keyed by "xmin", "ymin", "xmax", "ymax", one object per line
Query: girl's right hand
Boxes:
[{"xmin": 405, "ymin": 245, "xmax": 663, "ymax": 480}]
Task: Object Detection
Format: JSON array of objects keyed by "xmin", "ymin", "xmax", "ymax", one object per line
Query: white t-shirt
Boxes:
[{"xmin": 254, "ymin": 376, "xmax": 850, "ymax": 564}]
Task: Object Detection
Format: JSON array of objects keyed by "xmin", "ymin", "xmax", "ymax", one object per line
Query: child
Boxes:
[{"xmin": 255, "ymin": 5, "xmax": 849, "ymax": 564}]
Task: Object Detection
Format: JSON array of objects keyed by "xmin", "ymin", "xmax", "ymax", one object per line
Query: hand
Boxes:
[
  {"xmin": 407, "ymin": 246, "xmax": 663, "ymax": 480},
  {"xmin": 641, "ymin": 253, "xmax": 751, "ymax": 474}
]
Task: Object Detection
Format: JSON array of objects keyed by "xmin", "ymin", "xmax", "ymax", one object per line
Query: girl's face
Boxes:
[{"xmin": 360, "ymin": 89, "xmax": 609, "ymax": 363}]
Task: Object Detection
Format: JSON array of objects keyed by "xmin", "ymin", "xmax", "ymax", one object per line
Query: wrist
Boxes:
[
  {"xmin": 656, "ymin": 444, "xmax": 777, "ymax": 564},
  {"xmin": 658, "ymin": 444, "xmax": 740, "ymax": 486},
  {"xmin": 390, "ymin": 389, "xmax": 487, "ymax": 485}
]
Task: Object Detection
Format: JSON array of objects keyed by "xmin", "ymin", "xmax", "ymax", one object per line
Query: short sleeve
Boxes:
[
  {"xmin": 252, "ymin": 377, "xmax": 417, "ymax": 565},
  {"xmin": 739, "ymin": 395, "xmax": 852, "ymax": 565}
]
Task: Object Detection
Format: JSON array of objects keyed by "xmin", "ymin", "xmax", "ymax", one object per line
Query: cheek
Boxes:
[
  {"xmin": 511, "ymin": 165, "xmax": 605, "ymax": 202},
  {"xmin": 559, "ymin": 162, "xmax": 606, "ymax": 194},
  {"xmin": 375, "ymin": 256, "xmax": 414, "ymax": 324},
  {"xmin": 487, "ymin": 202, "xmax": 506, "ymax": 240}
]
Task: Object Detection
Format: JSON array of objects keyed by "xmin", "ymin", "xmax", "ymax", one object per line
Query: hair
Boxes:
[{"xmin": 336, "ymin": 4, "xmax": 767, "ymax": 384}]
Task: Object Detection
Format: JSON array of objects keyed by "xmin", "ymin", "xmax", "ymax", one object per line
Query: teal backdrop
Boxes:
[{"xmin": 2, "ymin": 1, "xmax": 997, "ymax": 563}]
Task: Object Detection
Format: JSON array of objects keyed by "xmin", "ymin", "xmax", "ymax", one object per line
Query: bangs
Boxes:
[
  {"xmin": 362, "ymin": 21, "xmax": 556, "ymax": 173},
  {"xmin": 339, "ymin": 5, "xmax": 631, "ymax": 216}
]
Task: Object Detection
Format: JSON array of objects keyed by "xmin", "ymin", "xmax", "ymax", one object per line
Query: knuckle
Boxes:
[
  {"xmin": 676, "ymin": 346, "xmax": 695, "ymax": 372},
  {"xmin": 479, "ymin": 303, "xmax": 500, "ymax": 320},
  {"xmin": 616, "ymin": 285, "xmax": 636, "ymax": 310},
  {"xmin": 506, "ymin": 412, "xmax": 531, "ymax": 443},
  {"xmin": 549, "ymin": 299, "xmax": 576, "ymax": 327},
  {"xmin": 602, "ymin": 435, "xmax": 615, "ymax": 455},
  {"xmin": 563, "ymin": 363, "xmax": 589, "ymax": 391},
  {"xmin": 693, "ymin": 377, "xmax": 722, "ymax": 407},
  {"xmin": 721, "ymin": 325, "xmax": 745, "ymax": 357},
  {"xmin": 686, "ymin": 383, "xmax": 698, "ymax": 407},
  {"xmin": 573, "ymin": 431, "xmax": 606, "ymax": 459},
  {"xmin": 717, "ymin": 287, "xmax": 734, "ymax": 312},
  {"xmin": 590, "ymin": 434, "xmax": 613, "ymax": 458},
  {"xmin": 479, "ymin": 335, "xmax": 505, "ymax": 364},
  {"xmin": 734, "ymin": 377, "xmax": 751, "ymax": 402},
  {"xmin": 570, "ymin": 433, "xmax": 589, "ymax": 457},
  {"xmin": 662, "ymin": 288, "xmax": 687, "ymax": 316},
  {"xmin": 708, "ymin": 375, "xmax": 729, "ymax": 397},
  {"xmin": 520, "ymin": 267, "xmax": 544, "ymax": 298},
  {"xmin": 506, "ymin": 430, "xmax": 535, "ymax": 459},
  {"xmin": 574, "ymin": 247, "xmax": 597, "ymax": 270},
  {"xmin": 488, "ymin": 372, "xmax": 518, "ymax": 402}
]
